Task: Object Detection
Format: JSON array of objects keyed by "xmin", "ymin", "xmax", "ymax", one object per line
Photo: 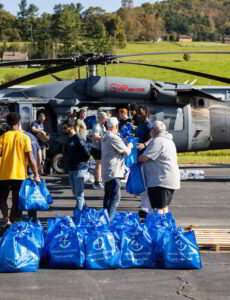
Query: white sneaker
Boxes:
[
  {"xmin": 98, "ymin": 182, "xmax": 104, "ymax": 189},
  {"xmin": 92, "ymin": 183, "xmax": 104, "ymax": 190}
]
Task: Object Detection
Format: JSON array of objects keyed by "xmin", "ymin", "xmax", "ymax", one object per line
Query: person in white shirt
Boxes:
[{"xmin": 138, "ymin": 120, "xmax": 180, "ymax": 214}]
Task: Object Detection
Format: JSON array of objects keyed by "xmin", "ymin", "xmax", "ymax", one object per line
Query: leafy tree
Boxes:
[
  {"xmin": 121, "ymin": 0, "xmax": 134, "ymax": 8},
  {"xmin": 54, "ymin": 4, "xmax": 82, "ymax": 57},
  {"xmin": 91, "ymin": 22, "xmax": 115, "ymax": 52},
  {"xmin": 17, "ymin": 0, "xmax": 28, "ymax": 19},
  {"xmin": 0, "ymin": 9, "xmax": 20, "ymax": 42},
  {"xmin": 17, "ymin": 0, "xmax": 30, "ymax": 40}
]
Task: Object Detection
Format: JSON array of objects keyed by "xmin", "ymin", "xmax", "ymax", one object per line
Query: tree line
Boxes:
[{"xmin": 0, "ymin": 0, "xmax": 229, "ymax": 59}]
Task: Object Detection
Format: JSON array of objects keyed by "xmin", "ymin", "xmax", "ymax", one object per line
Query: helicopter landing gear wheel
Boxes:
[{"xmin": 52, "ymin": 153, "xmax": 66, "ymax": 174}]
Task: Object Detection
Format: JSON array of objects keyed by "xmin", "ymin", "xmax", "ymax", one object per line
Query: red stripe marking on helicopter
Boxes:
[{"xmin": 110, "ymin": 83, "xmax": 145, "ymax": 92}]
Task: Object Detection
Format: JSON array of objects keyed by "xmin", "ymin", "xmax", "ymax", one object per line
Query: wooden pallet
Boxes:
[{"xmin": 185, "ymin": 226, "xmax": 230, "ymax": 253}]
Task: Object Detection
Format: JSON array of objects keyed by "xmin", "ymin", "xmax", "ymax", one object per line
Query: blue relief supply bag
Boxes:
[
  {"xmin": 73, "ymin": 208, "xmax": 110, "ymax": 228},
  {"xmin": 43, "ymin": 216, "xmax": 76, "ymax": 260},
  {"xmin": 0, "ymin": 222, "xmax": 39, "ymax": 272},
  {"xmin": 110, "ymin": 212, "xmax": 143, "ymax": 250},
  {"xmin": 163, "ymin": 230, "xmax": 202, "ymax": 269},
  {"xmin": 126, "ymin": 162, "xmax": 145, "ymax": 195},
  {"xmin": 124, "ymin": 137, "xmax": 139, "ymax": 168},
  {"xmin": 19, "ymin": 179, "xmax": 49, "ymax": 211},
  {"xmin": 27, "ymin": 221, "xmax": 45, "ymax": 259},
  {"xmin": 144, "ymin": 213, "xmax": 177, "ymax": 268},
  {"xmin": 144, "ymin": 212, "xmax": 177, "ymax": 232},
  {"xmin": 120, "ymin": 122, "xmax": 133, "ymax": 138},
  {"xmin": 40, "ymin": 180, "xmax": 53, "ymax": 205},
  {"xmin": 47, "ymin": 226, "xmax": 85, "ymax": 269},
  {"xmin": 112, "ymin": 212, "xmax": 140, "ymax": 224},
  {"xmin": 85, "ymin": 227, "xmax": 120, "ymax": 270},
  {"xmin": 120, "ymin": 227, "xmax": 156, "ymax": 269}
]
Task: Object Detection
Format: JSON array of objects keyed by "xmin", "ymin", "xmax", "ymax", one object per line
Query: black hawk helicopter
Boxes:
[{"xmin": 0, "ymin": 51, "xmax": 230, "ymax": 173}]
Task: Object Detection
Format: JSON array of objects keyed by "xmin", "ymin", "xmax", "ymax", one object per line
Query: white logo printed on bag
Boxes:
[
  {"xmin": 130, "ymin": 240, "xmax": 143, "ymax": 252},
  {"xmin": 55, "ymin": 231, "xmax": 71, "ymax": 249},
  {"xmin": 59, "ymin": 236, "xmax": 71, "ymax": 249},
  {"xmin": 176, "ymin": 239, "xmax": 187, "ymax": 252},
  {"xmin": 93, "ymin": 238, "xmax": 104, "ymax": 250}
]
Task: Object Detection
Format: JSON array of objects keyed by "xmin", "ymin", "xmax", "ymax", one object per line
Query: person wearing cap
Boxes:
[
  {"xmin": 138, "ymin": 120, "xmax": 180, "ymax": 214},
  {"xmin": 101, "ymin": 117, "xmax": 133, "ymax": 220},
  {"xmin": 88, "ymin": 111, "xmax": 108, "ymax": 190},
  {"xmin": 63, "ymin": 119, "xmax": 91, "ymax": 210}
]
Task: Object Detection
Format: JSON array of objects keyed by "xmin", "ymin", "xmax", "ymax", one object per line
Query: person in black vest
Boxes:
[{"xmin": 63, "ymin": 119, "xmax": 91, "ymax": 210}]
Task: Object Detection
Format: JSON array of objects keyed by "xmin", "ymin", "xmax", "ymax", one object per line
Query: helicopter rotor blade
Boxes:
[
  {"xmin": 0, "ymin": 58, "xmax": 72, "ymax": 67},
  {"xmin": 0, "ymin": 51, "xmax": 230, "ymax": 68},
  {"xmin": 110, "ymin": 51, "xmax": 230, "ymax": 60},
  {"xmin": 0, "ymin": 63, "xmax": 75, "ymax": 90},
  {"xmin": 118, "ymin": 61, "xmax": 230, "ymax": 84}
]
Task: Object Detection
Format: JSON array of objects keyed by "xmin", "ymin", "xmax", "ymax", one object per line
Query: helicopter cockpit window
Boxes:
[
  {"xmin": 0, "ymin": 106, "xmax": 10, "ymax": 121},
  {"xmin": 149, "ymin": 107, "xmax": 183, "ymax": 131},
  {"xmin": 0, "ymin": 106, "xmax": 10, "ymax": 134}
]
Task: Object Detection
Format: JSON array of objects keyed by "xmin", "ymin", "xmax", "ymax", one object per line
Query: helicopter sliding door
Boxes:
[
  {"xmin": 210, "ymin": 106, "xmax": 230, "ymax": 148},
  {"xmin": 148, "ymin": 105, "xmax": 189, "ymax": 152}
]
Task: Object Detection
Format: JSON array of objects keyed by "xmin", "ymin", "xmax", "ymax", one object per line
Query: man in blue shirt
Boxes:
[
  {"xmin": 63, "ymin": 119, "xmax": 91, "ymax": 210},
  {"xmin": 135, "ymin": 105, "xmax": 153, "ymax": 156}
]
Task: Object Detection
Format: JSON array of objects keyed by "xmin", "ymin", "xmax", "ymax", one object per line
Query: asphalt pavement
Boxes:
[{"xmin": 0, "ymin": 165, "xmax": 230, "ymax": 300}]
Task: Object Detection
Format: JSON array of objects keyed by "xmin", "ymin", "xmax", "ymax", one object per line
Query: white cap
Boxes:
[{"xmin": 107, "ymin": 117, "xmax": 119, "ymax": 127}]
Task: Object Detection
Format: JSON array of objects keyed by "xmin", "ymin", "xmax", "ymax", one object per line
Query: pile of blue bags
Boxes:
[{"xmin": 0, "ymin": 209, "xmax": 202, "ymax": 272}]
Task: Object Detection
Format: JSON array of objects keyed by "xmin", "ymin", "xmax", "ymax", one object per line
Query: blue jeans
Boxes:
[
  {"xmin": 68, "ymin": 169, "xmax": 87, "ymax": 210},
  {"xmin": 104, "ymin": 178, "xmax": 121, "ymax": 221}
]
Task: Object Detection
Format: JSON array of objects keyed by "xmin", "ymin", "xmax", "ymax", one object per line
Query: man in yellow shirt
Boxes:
[{"xmin": 0, "ymin": 112, "xmax": 40, "ymax": 228}]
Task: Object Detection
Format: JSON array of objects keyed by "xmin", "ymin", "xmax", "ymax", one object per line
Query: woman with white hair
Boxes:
[{"xmin": 138, "ymin": 121, "xmax": 180, "ymax": 214}]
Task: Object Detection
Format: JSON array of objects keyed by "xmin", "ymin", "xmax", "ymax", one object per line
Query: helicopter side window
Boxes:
[{"xmin": 149, "ymin": 107, "xmax": 183, "ymax": 131}]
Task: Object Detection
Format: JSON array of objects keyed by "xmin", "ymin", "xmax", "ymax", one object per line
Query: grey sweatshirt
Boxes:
[
  {"xmin": 143, "ymin": 132, "xmax": 180, "ymax": 190},
  {"xmin": 101, "ymin": 131, "xmax": 131, "ymax": 183}
]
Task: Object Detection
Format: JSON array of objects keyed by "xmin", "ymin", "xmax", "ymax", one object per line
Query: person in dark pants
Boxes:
[
  {"xmin": 0, "ymin": 113, "xmax": 40, "ymax": 229},
  {"xmin": 101, "ymin": 117, "xmax": 133, "ymax": 221},
  {"xmin": 63, "ymin": 119, "xmax": 91, "ymax": 210}
]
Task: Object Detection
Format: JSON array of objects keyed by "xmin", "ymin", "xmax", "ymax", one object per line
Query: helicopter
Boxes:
[{"xmin": 0, "ymin": 51, "xmax": 230, "ymax": 173}]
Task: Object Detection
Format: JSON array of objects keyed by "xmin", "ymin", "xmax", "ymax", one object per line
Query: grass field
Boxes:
[
  {"xmin": 1, "ymin": 41, "xmax": 230, "ymax": 163},
  {"xmin": 1, "ymin": 41, "xmax": 230, "ymax": 86},
  {"xmin": 178, "ymin": 150, "xmax": 230, "ymax": 164}
]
